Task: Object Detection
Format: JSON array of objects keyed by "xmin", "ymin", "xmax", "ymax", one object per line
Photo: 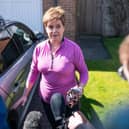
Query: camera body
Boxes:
[{"xmin": 66, "ymin": 87, "xmax": 82, "ymax": 108}]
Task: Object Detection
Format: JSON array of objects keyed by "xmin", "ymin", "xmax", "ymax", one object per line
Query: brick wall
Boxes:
[
  {"xmin": 43, "ymin": 0, "xmax": 129, "ymax": 38},
  {"xmin": 42, "ymin": 0, "xmax": 76, "ymax": 41}
]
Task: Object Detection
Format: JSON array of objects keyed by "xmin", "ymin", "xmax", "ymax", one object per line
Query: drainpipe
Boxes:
[{"xmin": 54, "ymin": 0, "xmax": 58, "ymax": 6}]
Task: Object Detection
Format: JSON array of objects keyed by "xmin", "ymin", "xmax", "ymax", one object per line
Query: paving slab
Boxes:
[
  {"xmin": 77, "ymin": 36, "xmax": 110, "ymax": 60},
  {"xmin": 21, "ymin": 85, "xmax": 52, "ymax": 129}
]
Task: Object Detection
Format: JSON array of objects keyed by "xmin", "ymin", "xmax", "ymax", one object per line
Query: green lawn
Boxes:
[{"xmin": 81, "ymin": 37, "xmax": 129, "ymax": 128}]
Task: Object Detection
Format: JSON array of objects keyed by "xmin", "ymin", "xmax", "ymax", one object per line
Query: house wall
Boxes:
[
  {"xmin": 42, "ymin": 0, "xmax": 76, "ymax": 41},
  {"xmin": 0, "ymin": 0, "xmax": 43, "ymax": 32},
  {"xmin": 43, "ymin": 0, "xmax": 129, "ymax": 39},
  {"xmin": 102, "ymin": 0, "xmax": 116, "ymax": 36},
  {"xmin": 102, "ymin": 0, "xmax": 129, "ymax": 36}
]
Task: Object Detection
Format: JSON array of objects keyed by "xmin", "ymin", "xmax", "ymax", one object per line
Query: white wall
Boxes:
[{"xmin": 0, "ymin": 0, "xmax": 43, "ymax": 32}]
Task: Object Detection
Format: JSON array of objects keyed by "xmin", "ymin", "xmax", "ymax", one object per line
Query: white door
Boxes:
[{"xmin": 0, "ymin": 0, "xmax": 43, "ymax": 32}]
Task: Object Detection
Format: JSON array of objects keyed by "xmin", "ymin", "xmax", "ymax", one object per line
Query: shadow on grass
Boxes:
[
  {"xmin": 87, "ymin": 60, "xmax": 120, "ymax": 72},
  {"xmin": 81, "ymin": 95, "xmax": 105, "ymax": 129}
]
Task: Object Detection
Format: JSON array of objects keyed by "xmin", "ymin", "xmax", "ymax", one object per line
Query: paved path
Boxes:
[
  {"xmin": 23, "ymin": 85, "xmax": 52, "ymax": 129},
  {"xmin": 77, "ymin": 36, "xmax": 110, "ymax": 60}
]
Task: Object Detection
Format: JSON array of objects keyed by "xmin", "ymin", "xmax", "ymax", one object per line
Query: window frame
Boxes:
[{"xmin": 0, "ymin": 21, "xmax": 37, "ymax": 73}]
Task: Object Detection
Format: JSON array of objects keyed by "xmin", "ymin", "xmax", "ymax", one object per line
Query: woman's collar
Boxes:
[{"xmin": 47, "ymin": 37, "xmax": 65, "ymax": 46}]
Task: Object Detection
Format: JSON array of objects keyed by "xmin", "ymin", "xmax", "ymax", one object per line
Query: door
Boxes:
[
  {"xmin": 0, "ymin": 22, "xmax": 36, "ymax": 102},
  {"xmin": 76, "ymin": 0, "xmax": 102, "ymax": 36},
  {"xmin": 0, "ymin": 0, "xmax": 43, "ymax": 32}
]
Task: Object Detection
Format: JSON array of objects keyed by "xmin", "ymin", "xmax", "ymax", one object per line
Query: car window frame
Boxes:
[
  {"xmin": 0, "ymin": 21, "xmax": 38, "ymax": 74},
  {"xmin": 3, "ymin": 21, "xmax": 37, "ymax": 41}
]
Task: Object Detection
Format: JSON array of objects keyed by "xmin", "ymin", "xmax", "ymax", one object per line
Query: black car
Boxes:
[{"xmin": 0, "ymin": 17, "xmax": 44, "ymax": 128}]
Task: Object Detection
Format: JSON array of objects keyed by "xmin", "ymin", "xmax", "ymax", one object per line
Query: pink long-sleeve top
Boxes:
[{"xmin": 26, "ymin": 37, "xmax": 88, "ymax": 103}]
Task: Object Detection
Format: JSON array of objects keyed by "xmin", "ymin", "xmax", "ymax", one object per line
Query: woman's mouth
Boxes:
[{"xmin": 52, "ymin": 34, "xmax": 58, "ymax": 38}]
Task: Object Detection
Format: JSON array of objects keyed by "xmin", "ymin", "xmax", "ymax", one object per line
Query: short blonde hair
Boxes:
[
  {"xmin": 43, "ymin": 6, "xmax": 65, "ymax": 27},
  {"xmin": 119, "ymin": 35, "xmax": 129, "ymax": 64}
]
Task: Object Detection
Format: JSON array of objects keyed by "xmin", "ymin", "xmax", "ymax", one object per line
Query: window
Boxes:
[{"xmin": 0, "ymin": 24, "xmax": 34, "ymax": 72}]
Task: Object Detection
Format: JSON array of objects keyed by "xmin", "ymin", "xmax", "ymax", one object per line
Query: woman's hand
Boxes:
[
  {"xmin": 71, "ymin": 85, "xmax": 83, "ymax": 96},
  {"xmin": 11, "ymin": 95, "xmax": 27, "ymax": 109},
  {"xmin": 68, "ymin": 111, "xmax": 87, "ymax": 129},
  {"xmin": 68, "ymin": 111, "xmax": 96, "ymax": 129},
  {"xmin": 11, "ymin": 84, "xmax": 33, "ymax": 109},
  {"xmin": 66, "ymin": 85, "xmax": 83, "ymax": 108}
]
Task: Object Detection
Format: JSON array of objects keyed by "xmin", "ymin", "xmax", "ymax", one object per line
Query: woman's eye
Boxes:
[
  {"xmin": 56, "ymin": 24, "xmax": 61, "ymax": 29},
  {"xmin": 47, "ymin": 24, "xmax": 61, "ymax": 30},
  {"xmin": 48, "ymin": 25, "xmax": 53, "ymax": 29}
]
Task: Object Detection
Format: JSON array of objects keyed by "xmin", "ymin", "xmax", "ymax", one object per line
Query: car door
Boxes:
[{"xmin": 0, "ymin": 22, "xmax": 40, "ymax": 116}]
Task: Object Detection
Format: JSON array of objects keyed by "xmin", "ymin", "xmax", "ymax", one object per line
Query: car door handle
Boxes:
[{"xmin": 13, "ymin": 82, "xmax": 21, "ymax": 94}]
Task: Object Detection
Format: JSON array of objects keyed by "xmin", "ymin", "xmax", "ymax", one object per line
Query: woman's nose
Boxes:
[{"xmin": 52, "ymin": 27, "xmax": 57, "ymax": 32}]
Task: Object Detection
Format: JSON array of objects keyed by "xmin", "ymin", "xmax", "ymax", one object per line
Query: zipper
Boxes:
[{"xmin": 50, "ymin": 51, "xmax": 54, "ymax": 69}]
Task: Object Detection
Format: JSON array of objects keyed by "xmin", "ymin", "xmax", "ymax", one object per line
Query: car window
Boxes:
[
  {"xmin": 0, "ymin": 25, "xmax": 33, "ymax": 73},
  {"xmin": 0, "ymin": 29, "xmax": 12, "ymax": 73},
  {"xmin": 14, "ymin": 28, "xmax": 33, "ymax": 51}
]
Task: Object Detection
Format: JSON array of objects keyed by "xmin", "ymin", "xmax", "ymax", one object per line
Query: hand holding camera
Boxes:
[{"xmin": 66, "ymin": 86, "xmax": 83, "ymax": 108}]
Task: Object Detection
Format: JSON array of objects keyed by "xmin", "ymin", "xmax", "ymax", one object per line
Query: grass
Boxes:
[{"xmin": 80, "ymin": 37, "xmax": 129, "ymax": 128}]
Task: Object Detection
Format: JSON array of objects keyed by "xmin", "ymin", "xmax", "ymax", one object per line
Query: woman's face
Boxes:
[{"xmin": 45, "ymin": 19, "xmax": 65, "ymax": 44}]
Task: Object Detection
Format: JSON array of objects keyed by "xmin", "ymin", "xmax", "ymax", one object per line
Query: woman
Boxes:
[
  {"xmin": 13, "ymin": 6, "xmax": 88, "ymax": 128},
  {"xmin": 118, "ymin": 35, "xmax": 129, "ymax": 82}
]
